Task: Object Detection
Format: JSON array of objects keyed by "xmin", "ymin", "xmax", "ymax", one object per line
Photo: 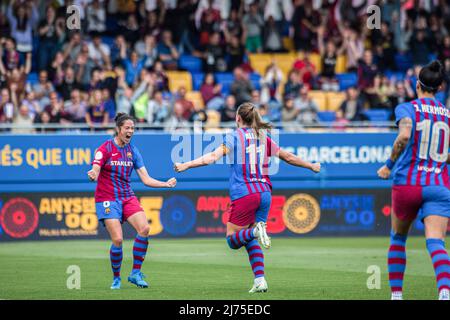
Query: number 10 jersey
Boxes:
[{"xmin": 393, "ymin": 97, "xmax": 450, "ymax": 186}]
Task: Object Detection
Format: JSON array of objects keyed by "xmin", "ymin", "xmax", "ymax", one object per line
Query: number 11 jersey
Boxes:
[{"xmin": 224, "ymin": 128, "xmax": 280, "ymax": 201}]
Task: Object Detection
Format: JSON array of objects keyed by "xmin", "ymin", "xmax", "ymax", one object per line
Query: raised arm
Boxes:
[
  {"xmin": 136, "ymin": 166, "xmax": 176, "ymax": 188},
  {"xmin": 276, "ymin": 148, "xmax": 321, "ymax": 172},
  {"xmin": 24, "ymin": 52, "xmax": 32, "ymax": 74},
  {"xmin": 377, "ymin": 117, "xmax": 413, "ymax": 179},
  {"xmin": 174, "ymin": 145, "xmax": 228, "ymax": 172}
]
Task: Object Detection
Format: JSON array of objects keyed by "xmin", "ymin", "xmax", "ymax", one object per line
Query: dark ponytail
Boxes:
[
  {"xmin": 114, "ymin": 113, "xmax": 135, "ymax": 136},
  {"xmin": 237, "ymin": 102, "xmax": 272, "ymax": 137},
  {"xmin": 418, "ymin": 60, "xmax": 445, "ymax": 94}
]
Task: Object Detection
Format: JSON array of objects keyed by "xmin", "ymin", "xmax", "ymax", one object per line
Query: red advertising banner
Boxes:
[{"xmin": 0, "ymin": 189, "xmax": 439, "ymax": 241}]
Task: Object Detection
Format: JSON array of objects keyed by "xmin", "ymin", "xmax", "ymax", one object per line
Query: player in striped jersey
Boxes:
[
  {"xmin": 174, "ymin": 103, "xmax": 320, "ymax": 293},
  {"xmin": 88, "ymin": 113, "xmax": 177, "ymax": 290},
  {"xmin": 378, "ymin": 61, "xmax": 450, "ymax": 300}
]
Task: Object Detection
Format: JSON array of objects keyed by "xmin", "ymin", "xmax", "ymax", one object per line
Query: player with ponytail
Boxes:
[
  {"xmin": 378, "ymin": 60, "xmax": 450, "ymax": 300},
  {"xmin": 174, "ymin": 103, "xmax": 320, "ymax": 293}
]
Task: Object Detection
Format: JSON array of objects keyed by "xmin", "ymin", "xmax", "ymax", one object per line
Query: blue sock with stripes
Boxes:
[
  {"xmin": 226, "ymin": 228, "xmax": 255, "ymax": 249},
  {"xmin": 387, "ymin": 231, "xmax": 407, "ymax": 293},
  {"xmin": 426, "ymin": 238, "xmax": 450, "ymax": 294},
  {"xmin": 132, "ymin": 235, "xmax": 149, "ymax": 274},
  {"xmin": 110, "ymin": 244, "xmax": 123, "ymax": 280},
  {"xmin": 245, "ymin": 239, "xmax": 264, "ymax": 278}
]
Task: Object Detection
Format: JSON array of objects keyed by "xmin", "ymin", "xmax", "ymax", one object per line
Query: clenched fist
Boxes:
[
  {"xmin": 87, "ymin": 169, "xmax": 98, "ymax": 181},
  {"xmin": 166, "ymin": 177, "xmax": 177, "ymax": 188},
  {"xmin": 310, "ymin": 163, "xmax": 321, "ymax": 173}
]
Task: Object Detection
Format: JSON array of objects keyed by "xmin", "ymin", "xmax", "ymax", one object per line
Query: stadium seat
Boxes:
[
  {"xmin": 335, "ymin": 55, "xmax": 347, "ymax": 73},
  {"xmin": 326, "ymin": 91, "xmax": 346, "ymax": 111},
  {"xmin": 336, "ymin": 73, "xmax": 358, "ymax": 91},
  {"xmin": 26, "ymin": 72, "xmax": 39, "ymax": 85},
  {"xmin": 192, "ymin": 72, "xmax": 204, "ymax": 91},
  {"xmin": 166, "ymin": 71, "xmax": 193, "ymax": 92},
  {"xmin": 282, "ymin": 37, "xmax": 295, "ymax": 52},
  {"xmin": 309, "ymin": 53, "xmax": 322, "ymax": 74},
  {"xmin": 215, "ymin": 72, "xmax": 234, "ymax": 95},
  {"xmin": 435, "ymin": 91, "xmax": 446, "ymax": 104},
  {"xmin": 395, "ymin": 53, "xmax": 413, "ymax": 72},
  {"xmin": 205, "ymin": 110, "xmax": 221, "ymax": 129},
  {"xmin": 102, "ymin": 36, "xmax": 115, "ymax": 49},
  {"xmin": 249, "ymin": 73, "xmax": 261, "ymax": 90},
  {"xmin": 317, "ymin": 111, "xmax": 336, "ymax": 122},
  {"xmin": 179, "ymin": 55, "xmax": 203, "ymax": 73},
  {"xmin": 308, "ymin": 90, "xmax": 328, "ymax": 111},
  {"xmin": 185, "ymin": 91, "xmax": 204, "ymax": 109},
  {"xmin": 162, "ymin": 92, "xmax": 173, "ymax": 101},
  {"xmin": 385, "ymin": 70, "xmax": 405, "ymax": 81},
  {"xmin": 364, "ymin": 109, "xmax": 391, "ymax": 122},
  {"xmin": 272, "ymin": 53, "xmax": 296, "ymax": 77},
  {"xmin": 248, "ymin": 53, "xmax": 273, "ymax": 75},
  {"xmin": 428, "ymin": 53, "xmax": 438, "ymax": 62}
]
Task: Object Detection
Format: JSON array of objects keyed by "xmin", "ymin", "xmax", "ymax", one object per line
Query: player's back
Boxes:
[
  {"xmin": 225, "ymin": 128, "xmax": 279, "ymax": 201},
  {"xmin": 393, "ymin": 97, "xmax": 450, "ymax": 186}
]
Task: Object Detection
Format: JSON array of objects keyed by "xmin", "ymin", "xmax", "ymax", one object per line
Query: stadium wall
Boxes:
[{"xmin": 0, "ymin": 132, "xmax": 427, "ymax": 241}]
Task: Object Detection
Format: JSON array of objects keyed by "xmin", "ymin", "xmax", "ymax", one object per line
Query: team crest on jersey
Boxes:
[
  {"xmin": 103, "ymin": 201, "xmax": 110, "ymax": 208},
  {"xmin": 127, "ymin": 152, "xmax": 132, "ymax": 159},
  {"xmin": 105, "ymin": 208, "xmax": 111, "ymax": 214}
]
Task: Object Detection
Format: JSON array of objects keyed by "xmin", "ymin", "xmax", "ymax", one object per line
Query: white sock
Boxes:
[
  {"xmin": 391, "ymin": 291, "xmax": 403, "ymax": 300},
  {"xmin": 439, "ymin": 289, "xmax": 449, "ymax": 300},
  {"xmin": 255, "ymin": 277, "xmax": 265, "ymax": 285}
]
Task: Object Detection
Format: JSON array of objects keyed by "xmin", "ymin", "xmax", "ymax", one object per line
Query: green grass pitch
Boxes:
[{"xmin": 0, "ymin": 237, "xmax": 440, "ymax": 300}]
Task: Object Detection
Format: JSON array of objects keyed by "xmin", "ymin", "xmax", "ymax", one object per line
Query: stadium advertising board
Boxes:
[
  {"xmin": 0, "ymin": 132, "xmax": 394, "ymax": 190},
  {"xmin": 0, "ymin": 189, "xmax": 430, "ymax": 241}
]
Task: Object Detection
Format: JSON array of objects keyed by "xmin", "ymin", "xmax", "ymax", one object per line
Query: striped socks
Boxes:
[
  {"xmin": 226, "ymin": 228, "xmax": 255, "ymax": 249},
  {"xmin": 387, "ymin": 232, "xmax": 407, "ymax": 294},
  {"xmin": 426, "ymin": 238, "xmax": 450, "ymax": 295},
  {"xmin": 245, "ymin": 239, "xmax": 265, "ymax": 279},
  {"xmin": 110, "ymin": 244, "xmax": 123, "ymax": 280},
  {"xmin": 132, "ymin": 235, "xmax": 149, "ymax": 274}
]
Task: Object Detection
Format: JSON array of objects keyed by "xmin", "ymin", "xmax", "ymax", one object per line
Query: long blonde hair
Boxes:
[{"xmin": 237, "ymin": 102, "xmax": 272, "ymax": 137}]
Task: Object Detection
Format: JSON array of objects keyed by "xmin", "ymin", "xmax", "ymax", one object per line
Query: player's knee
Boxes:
[
  {"xmin": 112, "ymin": 237, "xmax": 123, "ymax": 247},
  {"xmin": 226, "ymin": 236, "xmax": 238, "ymax": 250},
  {"xmin": 138, "ymin": 224, "xmax": 150, "ymax": 237}
]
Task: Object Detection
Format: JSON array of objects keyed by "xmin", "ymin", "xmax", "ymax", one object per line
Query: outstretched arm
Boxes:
[
  {"xmin": 136, "ymin": 166, "xmax": 177, "ymax": 188},
  {"xmin": 277, "ymin": 149, "xmax": 321, "ymax": 173},
  {"xmin": 174, "ymin": 146, "xmax": 228, "ymax": 173},
  {"xmin": 377, "ymin": 117, "xmax": 413, "ymax": 179}
]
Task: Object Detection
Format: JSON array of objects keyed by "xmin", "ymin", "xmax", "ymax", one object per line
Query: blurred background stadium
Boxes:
[{"xmin": 1, "ymin": 0, "xmax": 450, "ymax": 299}]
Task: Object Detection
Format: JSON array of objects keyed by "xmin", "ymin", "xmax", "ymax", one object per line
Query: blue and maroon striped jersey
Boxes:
[
  {"xmin": 92, "ymin": 139, "xmax": 145, "ymax": 202},
  {"xmin": 393, "ymin": 97, "xmax": 450, "ymax": 186},
  {"xmin": 224, "ymin": 128, "xmax": 280, "ymax": 201}
]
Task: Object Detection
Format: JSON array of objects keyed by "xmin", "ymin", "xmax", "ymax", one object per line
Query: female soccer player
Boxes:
[
  {"xmin": 378, "ymin": 60, "xmax": 450, "ymax": 300},
  {"xmin": 174, "ymin": 103, "xmax": 320, "ymax": 293},
  {"xmin": 88, "ymin": 112, "xmax": 177, "ymax": 290}
]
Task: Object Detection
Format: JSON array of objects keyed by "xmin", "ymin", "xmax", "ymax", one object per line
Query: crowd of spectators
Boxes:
[{"xmin": 0, "ymin": 0, "xmax": 450, "ymax": 133}]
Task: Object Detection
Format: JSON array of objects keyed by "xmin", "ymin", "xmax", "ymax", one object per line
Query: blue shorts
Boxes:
[
  {"xmin": 392, "ymin": 185, "xmax": 450, "ymax": 221},
  {"xmin": 96, "ymin": 197, "xmax": 143, "ymax": 226},
  {"xmin": 256, "ymin": 192, "xmax": 272, "ymax": 223}
]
